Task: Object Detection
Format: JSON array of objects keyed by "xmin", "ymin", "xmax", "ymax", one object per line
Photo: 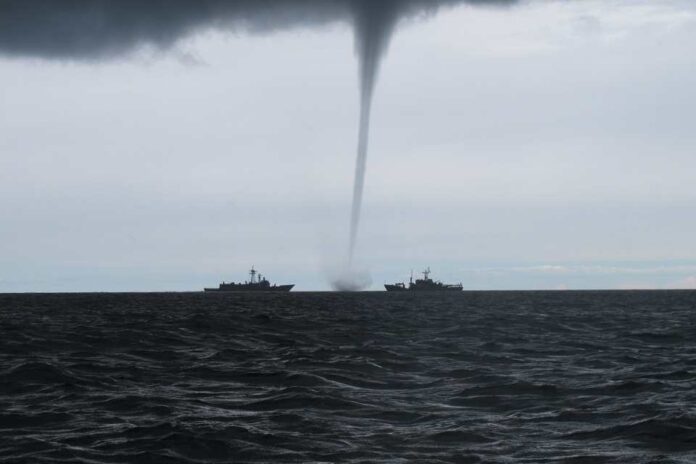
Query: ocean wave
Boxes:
[{"xmin": 1, "ymin": 291, "xmax": 695, "ymax": 463}]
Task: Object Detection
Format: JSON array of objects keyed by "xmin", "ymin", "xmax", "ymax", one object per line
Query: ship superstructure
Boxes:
[
  {"xmin": 205, "ymin": 267, "xmax": 294, "ymax": 292},
  {"xmin": 385, "ymin": 268, "xmax": 463, "ymax": 292}
]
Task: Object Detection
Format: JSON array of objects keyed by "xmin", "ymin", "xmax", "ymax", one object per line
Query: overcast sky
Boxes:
[{"xmin": 1, "ymin": 0, "xmax": 696, "ymax": 291}]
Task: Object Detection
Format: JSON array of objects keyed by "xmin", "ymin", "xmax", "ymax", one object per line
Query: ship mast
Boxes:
[{"xmin": 250, "ymin": 266, "xmax": 257, "ymax": 284}]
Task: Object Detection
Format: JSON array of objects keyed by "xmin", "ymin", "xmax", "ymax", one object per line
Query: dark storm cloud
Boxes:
[{"xmin": 0, "ymin": 0, "xmax": 515, "ymax": 60}]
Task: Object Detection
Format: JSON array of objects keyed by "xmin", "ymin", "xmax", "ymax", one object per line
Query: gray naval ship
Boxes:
[
  {"xmin": 205, "ymin": 267, "xmax": 294, "ymax": 293},
  {"xmin": 385, "ymin": 268, "xmax": 463, "ymax": 292}
]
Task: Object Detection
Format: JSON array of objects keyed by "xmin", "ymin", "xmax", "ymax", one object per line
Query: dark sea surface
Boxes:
[{"xmin": 1, "ymin": 291, "xmax": 696, "ymax": 463}]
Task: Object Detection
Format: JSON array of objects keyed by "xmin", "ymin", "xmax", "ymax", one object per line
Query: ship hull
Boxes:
[{"xmin": 413, "ymin": 286, "xmax": 463, "ymax": 292}]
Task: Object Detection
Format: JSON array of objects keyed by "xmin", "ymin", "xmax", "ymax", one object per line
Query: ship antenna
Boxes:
[{"xmin": 410, "ymin": 269, "xmax": 413, "ymax": 285}]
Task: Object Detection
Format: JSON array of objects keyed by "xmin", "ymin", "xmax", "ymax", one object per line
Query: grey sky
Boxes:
[{"xmin": 1, "ymin": 0, "xmax": 695, "ymax": 291}]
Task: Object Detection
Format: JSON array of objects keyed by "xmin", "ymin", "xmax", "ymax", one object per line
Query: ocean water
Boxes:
[{"xmin": 1, "ymin": 291, "xmax": 695, "ymax": 463}]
